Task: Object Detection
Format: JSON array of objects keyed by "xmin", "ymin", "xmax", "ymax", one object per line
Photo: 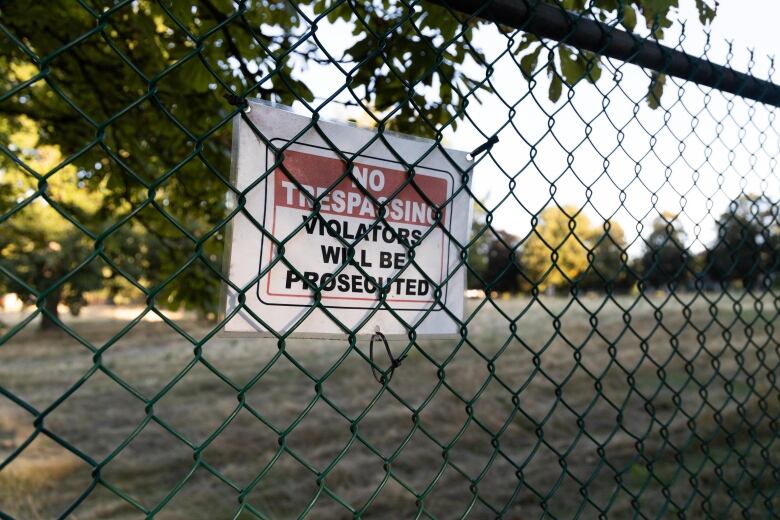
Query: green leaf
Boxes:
[
  {"xmin": 647, "ymin": 72, "xmax": 666, "ymax": 109},
  {"xmin": 326, "ymin": 2, "xmax": 353, "ymax": 24},
  {"xmin": 520, "ymin": 45, "xmax": 542, "ymax": 78},
  {"xmin": 513, "ymin": 34, "xmax": 537, "ymax": 56},
  {"xmin": 313, "ymin": 0, "xmax": 329, "ymax": 15},
  {"xmin": 580, "ymin": 50, "xmax": 602, "ymax": 83},
  {"xmin": 694, "ymin": 0, "xmax": 717, "ymax": 25},
  {"xmin": 640, "ymin": 0, "xmax": 677, "ymax": 32},
  {"xmin": 432, "ymin": 7, "xmax": 460, "ymax": 41},
  {"xmin": 558, "ymin": 47, "xmax": 602, "ymax": 85},
  {"xmin": 621, "ymin": 5, "xmax": 638, "ymax": 32},
  {"xmin": 559, "ymin": 47, "xmax": 585, "ymax": 85},
  {"xmin": 549, "ymin": 74, "xmax": 562, "ymax": 102}
]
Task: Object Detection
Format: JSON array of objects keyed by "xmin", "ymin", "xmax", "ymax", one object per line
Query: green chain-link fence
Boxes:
[{"xmin": 1, "ymin": 0, "xmax": 780, "ymax": 518}]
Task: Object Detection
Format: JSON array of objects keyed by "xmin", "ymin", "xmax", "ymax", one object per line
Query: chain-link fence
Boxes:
[{"xmin": 1, "ymin": 0, "xmax": 779, "ymax": 518}]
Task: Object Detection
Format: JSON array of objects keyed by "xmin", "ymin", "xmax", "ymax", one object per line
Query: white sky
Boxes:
[{"xmin": 283, "ymin": 1, "xmax": 780, "ymax": 254}]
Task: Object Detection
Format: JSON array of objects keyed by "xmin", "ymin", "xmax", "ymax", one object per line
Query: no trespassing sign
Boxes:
[{"xmin": 222, "ymin": 101, "xmax": 472, "ymax": 338}]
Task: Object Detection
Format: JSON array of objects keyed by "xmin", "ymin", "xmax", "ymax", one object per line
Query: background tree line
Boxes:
[{"xmin": 467, "ymin": 197, "xmax": 780, "ymax": 296}]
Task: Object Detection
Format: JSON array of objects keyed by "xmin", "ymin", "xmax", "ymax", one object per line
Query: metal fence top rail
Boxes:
[{"xmin": 432, "ymin": 0, "xmax": 780, "ymax": 107}]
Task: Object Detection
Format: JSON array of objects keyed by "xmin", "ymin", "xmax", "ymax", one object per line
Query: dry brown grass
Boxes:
[{"xmin": 1, "ymin": 292, "xmax": 779, "ymax": 519}]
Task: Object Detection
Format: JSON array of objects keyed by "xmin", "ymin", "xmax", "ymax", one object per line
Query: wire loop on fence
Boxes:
[
  {"xmin": 369, "ymin": 330, "xmax": 406, "ymax": 384},
  {"xmin": 223, "ymin": 92, "xmax": 250, "ymax": 112}
]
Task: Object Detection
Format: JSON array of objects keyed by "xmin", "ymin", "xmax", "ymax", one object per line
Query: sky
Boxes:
[{"xmin": 281, "ymin": 0, "xmax": 780, "ymax": 254}]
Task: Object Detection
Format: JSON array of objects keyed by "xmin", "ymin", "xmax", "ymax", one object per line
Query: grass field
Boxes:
[{"xmin": 1, "ymin": 293, "xmax": 779, "ymax": 519}]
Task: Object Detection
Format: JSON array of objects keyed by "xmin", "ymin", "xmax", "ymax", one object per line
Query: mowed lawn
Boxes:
[{"xmin": 1, "ymin": 293, "xmax": 779, "ymax": 519}]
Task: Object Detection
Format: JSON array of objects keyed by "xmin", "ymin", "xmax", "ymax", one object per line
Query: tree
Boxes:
[
  {"xmin": 580, "ymin": 219, "xmax": 633, "ymax": 293},
  {"xmin": 466, "ymin": 205, "xmax": 490, "ymax": 289},
  {"xmin": 0, "ymin": 118, "xmax": 102, "ymax": 329},
  {"xmin": 466, "ymin": 205, "xmax": 522, "ymax": 292},
  {"xmin": 0, "ymin": 116, "xmax": 158, "ymax": 329},
  {"xmin": 638, "ymin": 213, "xmax": 690, "ymax": 290},
  {"xmin": 0, "ymin": 0, "xmax": 716, "ymax": 318},
  {"xmin": 521, "ymin": 205, "xmax": 597, "ymax": 293},
  {"xmin": 484, "ymin": 230, "xmax": 523, "ymax": 293},
  {"xmin": 763, "ymin": 202, "xmax": 780, "ymax": 279},
  {"xmin": 707, "ymin": 196, "xmax": 775, "ymax": 289}
]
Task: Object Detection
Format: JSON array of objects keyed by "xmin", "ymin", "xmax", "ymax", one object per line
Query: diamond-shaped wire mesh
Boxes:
[{"xmin": 1, "ymin": 0, "xmax": 779, "ymax": 518}]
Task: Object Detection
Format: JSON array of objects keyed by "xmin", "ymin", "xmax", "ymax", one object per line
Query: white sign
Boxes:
[{"xmin": 222, "ymin": 101, "xmax": 472, "ymax": 337}]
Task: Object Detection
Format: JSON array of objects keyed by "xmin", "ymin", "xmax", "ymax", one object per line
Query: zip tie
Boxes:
[
  {"xmin": 467, "ymin": 135, "xmax": 499, "ymax": 160},
  {"xmin": 369, "ymin": 328, "xmax": 406, "ymax": 384}
]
